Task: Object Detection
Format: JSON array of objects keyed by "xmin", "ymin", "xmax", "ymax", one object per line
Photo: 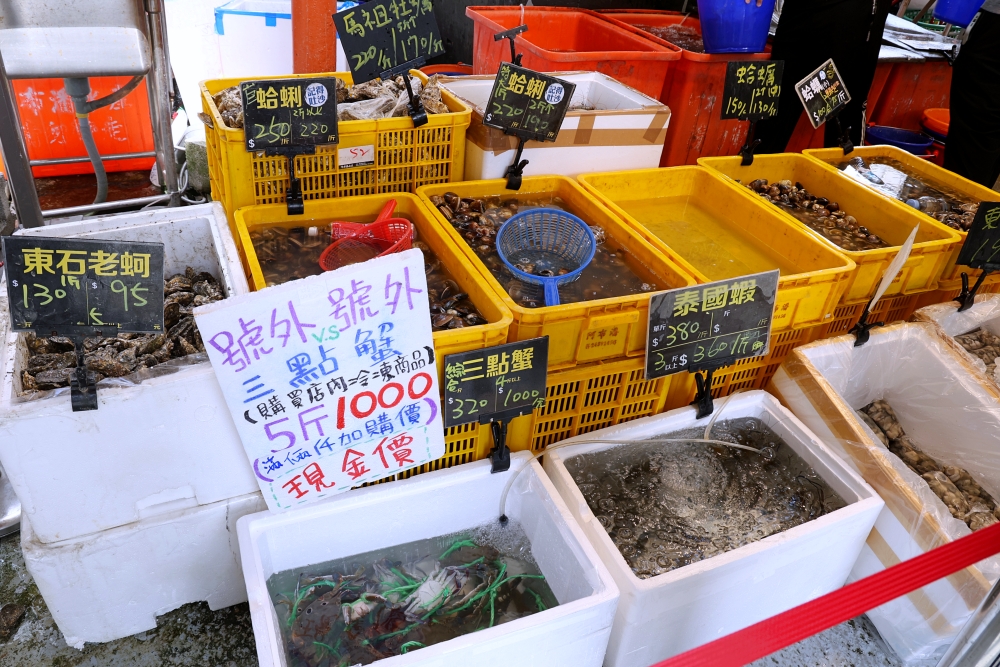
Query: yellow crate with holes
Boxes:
[
  {"xmin": 804, "ymin": 144, "xmax": 1000, "ymax": 289},
  {"xmin": 577, "ymin": 166, "xmax": 856, "ymax": 332},
  {"xmin": 698, "ymin": 154, "xmax": 962, "ymax": 305},
  {"xmin": 812, "ymin": 293, "xmax": 921, "ymax": 339},
  {"xmin": 201, "ymin": 70, "xmax": 471, "ymax": 229},
  {"xmin": 417, "ymin": 175, "xmax": 699, "ymax": 371}
]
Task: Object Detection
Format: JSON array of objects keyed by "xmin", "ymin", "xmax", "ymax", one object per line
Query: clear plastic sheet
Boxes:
[
  {"xmin": 772, "ymin": 322, "xmax": 1000, "ymax": 665},
  {"xmin": 914, "ymin": 295, "xmax": 1000, "ymax": 386}
]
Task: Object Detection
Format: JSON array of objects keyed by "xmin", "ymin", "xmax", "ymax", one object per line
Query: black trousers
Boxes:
[
  {"xmin": 756, "ymin": 0, "xmax": 893, "ymax": 153},
  {"xmin": 944, "ymin": 11, "xmax": 1000, "ymax": 188}
]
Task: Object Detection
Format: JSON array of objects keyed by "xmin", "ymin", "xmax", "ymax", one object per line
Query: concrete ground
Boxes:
[{"xmin": 0, "ymin": 526, "xmax": 904, "ymax": 667}]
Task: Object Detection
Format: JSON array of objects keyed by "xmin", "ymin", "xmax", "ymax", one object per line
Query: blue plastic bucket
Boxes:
[
  {"xmin": 865, "ymin": 125, "xmax": 935, "ymax": 154},
  {"xmin": 697, "ymin": 0, "xmax": 777, "ymax": 53},
  {"xmin": 934, "ymin": 0, "xmax": 985, "ymax": 27}
]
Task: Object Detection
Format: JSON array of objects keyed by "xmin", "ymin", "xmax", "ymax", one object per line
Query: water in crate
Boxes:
[
  {"xmin": 266, "ymin": 521, "xmax": 558, "ymax": 666},
  {"xmin": 565, "ymin": 417, "xmax": 846, "ymax": 579}
]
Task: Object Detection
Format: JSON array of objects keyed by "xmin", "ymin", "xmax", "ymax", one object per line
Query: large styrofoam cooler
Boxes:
[
  {"xmin": 214, "ymin": 0, "xmax": 292, "ymax": 78},
  {"xmin": 23, "ymin": 491, "xmax": 266, "ymax": 648},
  {"xmin": 439, "ymin": 71, "xmax": 670, "ymax": 181},
  {"xmin": 543, "ymin": 391, "xmax": 883, "ymax": 667},
  {"xmin": 238, "ymin": 453, "xmax": 620, "ymax": 667},
  {"xmin": 768, "ymin": 322, "xmax": 1000, "ymax": 665},
  {"xmin": 0, "ymin": 202, "xmax": 257, "ymax": 544}
]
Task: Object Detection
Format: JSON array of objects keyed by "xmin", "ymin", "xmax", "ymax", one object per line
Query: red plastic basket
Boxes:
[{"xmin": 318, "ymin": 200, "xmax": 414, "ymax": 271}]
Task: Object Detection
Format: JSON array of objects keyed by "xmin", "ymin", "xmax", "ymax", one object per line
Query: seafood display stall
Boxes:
[{"xmin": 6, "ymin": 3, "xmax": 1000, "ymax": 665}]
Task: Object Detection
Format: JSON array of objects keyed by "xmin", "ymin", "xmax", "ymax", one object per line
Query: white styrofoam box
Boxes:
[
  {"xmin": 215, "ymin": 0, "xmax": 292, "ymax": 79},
  {"xmin": 543, "ymin": 390, "xmax": 883, "ymax": 667},
  {"xmin": 913, "ymin": 295, "xmax": 1000, "ymax": 387},
  {"xmin": 769, "ymin": 322, "xmax": 1000, "ymax": 665},
  {"xmin": 23, "ymin": 491, "xmax": 266, "ymax": 648},
  {"xmin": 440, "ymin": 72, "xmax": 671, "ymax": 181},
  {"xmin": 0, "ymin": 202, "xmax": 257, "ymax": 545},
  {"xmin": 238, "ymin": 453, "xmax": 620, "ymax": 667}
]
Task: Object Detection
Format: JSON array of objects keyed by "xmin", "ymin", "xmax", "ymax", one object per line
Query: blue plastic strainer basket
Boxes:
[{"xmin": 496, "ymin": 208, "xmax": 597, "ymax": 307}]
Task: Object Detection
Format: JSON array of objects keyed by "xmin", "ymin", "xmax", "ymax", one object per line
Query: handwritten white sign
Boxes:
[{"xmin": 194, "ymin": 249, "xmax": 445, "ymax": 511}]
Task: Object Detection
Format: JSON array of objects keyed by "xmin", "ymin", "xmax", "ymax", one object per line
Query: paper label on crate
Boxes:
[
  {"xmin": 442, "ymin": 338, "xmax": 548, "ymax": 428},
  {"xmin": 483, "ymin": 64, "xmax": 577, "ymax": 143},
  {"xmin": 1, "ymin": 236, "xmax": 165, "ymax": 337},
  {"xmin": 194, "ymin": 249, "xmax": 446, "ymax": 511},
  {"xmin": 644, "ymin": 270, "xmax": 779, "ymax": 380},
  {"xmin": 957, "ymin": 202, "xmax": 1000, "ymax": 271},
  {"xmin": 338, "ymin": 144, "xmax": 375, "ymax": 169},
  {"xmin": 333, "ymin": 0, "xmax": 445, "ymax": 84},
  {"xmin": 240, "ymin": 78, "xmax": 340, "ymax": 153},
  {"xmin": 795, "ymin": 59, "xmax": 851, "ymax": 129},
  {"xmin": 721, "ymin": 61, "xmax": 783, "ymax": 122}
]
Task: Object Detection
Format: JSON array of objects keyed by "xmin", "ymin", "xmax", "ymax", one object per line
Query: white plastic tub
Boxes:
[
  {"xmin": 769, "ymin": 323, "xmax": 1000, "ymax": 665},
  {"xmin": 439, "ymin": 71, "xmax": 670, "ymax": 181},
  {"xmin": 214, "ymin": 0, "xmax": 292, "ymax": 78},
  {"xmin": 0, "ymin": 202, "xmax": 257, "ymax": 544},
  {"xmin": 23, "ymin": 491, "xmax": 266, "ymax": 648},
  {"xmin": 543, "ymin": 390, "xmax": 883, "ymax": 667},
  {"xmin": 237, "ymin": 453, "xmax": 619, "ymax": 667}
]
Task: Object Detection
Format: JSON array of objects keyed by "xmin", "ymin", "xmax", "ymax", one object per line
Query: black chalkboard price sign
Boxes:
[
  {"xmin": 240, "ymin": 78, "xmax": 339, "ymax": 153},
  {"xmin": 333, "ymin": 0, "xmax": 445, "ymax": 84},
  {"xmin": 721, "ymin": 60, "xmax": 784, "ymax": 121},
  {"xmin": 483, "ymin": 64, "xmax": 576, "ymax": 143},
  {"xmin": 443, "ymin": 337, "xmax": 549, "ymax": 428},
  {"xmin": 796, "ymin": 58, "xmax": 851, "ymax": 129},
  {"xmin": 645, "ymin": 270, "xmax": 779, "ymax": 381},
  {"xmin": 2, "ymin": 236, "xmax": 165, "ymax": 337},
  {"xmin": 957, "ymin": 202, "xmax": 1000, "ymax": 270}
]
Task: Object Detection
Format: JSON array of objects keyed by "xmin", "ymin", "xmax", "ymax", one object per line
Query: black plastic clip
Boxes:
[
  {"xmin": 489, "ymin": 420, "xmax": 511, "ymax": 473},
  {"xmin": 739, "ymin": 119, "xmax": 761, "ymax": 166},
  {"xmin": 955, "ymin": 270, "xmax": 992, "ymax": 312},
  {"xmin": 690, "ymin": 368, "xmax": 716, "ymax": 419},
  {"xmin": 849, "ymin": 296, "xmax": 884, "ymax": 347},
  {"xmin": 381, "ymin": 57, "xmax": 428, "ymax": 127},
  {"xmin": 504, "ymin": 135, "xmax": 529, "ymax": 190},
  {"xmin": 494, "ymin": 24, "xmax": 528, "ymax": 66},
  {"xmin": 834, "ymin": 116, "xmax": 854, "ymax": 155},
  {"xmin": 285, "ymin": 155, "xmax": 304, "ymax": 215},
  {"xmin": 70, "ymin": 335, "xmax": 98, "ymax": 412}
]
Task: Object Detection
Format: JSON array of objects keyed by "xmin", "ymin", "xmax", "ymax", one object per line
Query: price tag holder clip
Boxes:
[
  {"xmin": 380, "ymin": 57, "xmax": 429, "ymax": 128},
  {"xmin": 689, "ymin": 362, "xmax": 727, "ymax": 419},
  {"xmin": 848, "ymin": 296, "xmax": 885, "ymax": 347},
  {"xmin": 69, "ymin": 333, "xmax": 99, "ymax": 411},
  {"xmin": 739, "ymin": 119, "xmax": 761, "ymax": 166},
  {"xmin": 834, "ymin": 115, "xmax": 854, "ymax": 156},
  {"xmin": 270, "ymin": 146, "xmax": 316, "ymax": 216},
  {"xmin": 956, "ymin": 270, "xmax": 995, "ymax": 312},
  {"xmin": 504, "ymin": 133, "xmax": 530, "ymax": 191},
  {"xmin": 482, "ymin": 406, "xmax": 533, "ymax": 474},
  {"xmin": 494, "ymin": 24, "xmax": 528, "ymax": 66}
]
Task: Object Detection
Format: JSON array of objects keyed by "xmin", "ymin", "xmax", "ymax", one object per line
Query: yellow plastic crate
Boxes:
[
  {"xmin": 417, "ymin": 175, "xmax": 699, "ymax": 371},
  {"xmin": 812, "ymin": 293, "xmax": 921, "ymax": 339},
  {"xmin": 698, "ymin": 154, "xmax": 962, "ymax": 305},
  {"xmin": 202, "ymin": 71, "xmax": 472, "ymax": 227},
  {"xmin": 804, "ymin": 144, "xmax": 1000, "ymax": 288},
  {"xmin": 234, "ymin": 192, "xmax": 513, "ymax": 385},
  {"xmin": 914, "ymin": 279, "xmax": 1000, "ymax": 310},
  {"xmin": 578, "ymin": 166, "xmax": 856, "ymax": 332}
]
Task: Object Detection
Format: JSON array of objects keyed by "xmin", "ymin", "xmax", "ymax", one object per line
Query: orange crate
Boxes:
[
  {"xmin": 466, "ymin": 6, "xmax": 681, "ymax": 101},
  {"xmin": 598, "ymin": 10, "xmax": 771, "ymax": 167}
]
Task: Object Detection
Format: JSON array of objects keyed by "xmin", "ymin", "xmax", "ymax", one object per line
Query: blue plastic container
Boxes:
[
  {"xmin": 865, "ymin": 125, "xmax": 935, "ymax": 155},
  {"xmin": 934, "ymin": 0, "xmax": 985, "ymax": 27},
  {"xmin": 697, "ymin": 0, "xmax": 777, "ymax": 53}
]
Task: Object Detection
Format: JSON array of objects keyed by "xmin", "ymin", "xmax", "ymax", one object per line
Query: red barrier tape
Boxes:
[{"xmin": 651, "ymin": 519, "xmax": 1000, "ymax": 667}]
